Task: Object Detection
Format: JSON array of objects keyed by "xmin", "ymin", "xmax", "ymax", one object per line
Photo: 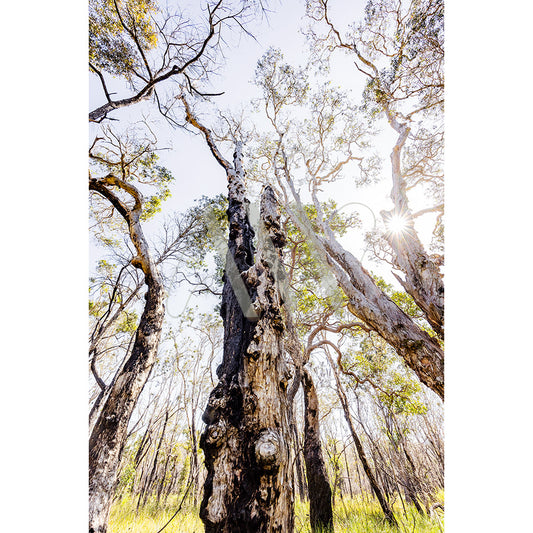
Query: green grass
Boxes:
[
  {"xmin": 109, "ymin": 495, "xmax": 203, "ymax": 533},
  {"xmin": 109, "ymin": 493, "xmax": 444, "ymax": 533},
  {"xmin": 294, "ymin": 494, "xmax": 444, "ymax": 533}
]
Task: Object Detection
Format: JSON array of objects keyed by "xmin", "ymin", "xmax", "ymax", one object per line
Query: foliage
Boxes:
[
  {"xmin": 89, "ymin": 127, "xmax": 174, "ymax": 229},
  {"xmin": 254, "ymin": 48, "xmax": 310, "ymax": 121},
  {"xmin": 340, "ymin": 332, "xmax": 428, "ymax": 416},
  {"xmin": 283, "ymin": 200, "xmax": 357, "ymax": 320},
  {"xmin": 89, "ymin": 0, "xmax": 158, "ymax": 80},
  {"xmin": 374, "ymin": 275, "xmax": 421, "ymax": 319}
]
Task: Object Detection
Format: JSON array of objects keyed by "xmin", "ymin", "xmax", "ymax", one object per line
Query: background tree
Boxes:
[{"xmin": 252, "ymin": 43, "xmax": 444, "ymax": 399}]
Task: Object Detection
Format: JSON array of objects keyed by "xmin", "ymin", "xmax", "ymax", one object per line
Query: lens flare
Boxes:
[{"xmin": 386, "ymin": 214, "xmax": 409, "ymax": 234}]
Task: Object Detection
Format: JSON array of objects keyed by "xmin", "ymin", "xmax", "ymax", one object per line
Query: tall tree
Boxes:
[
  {"xmin": 253, "ymin": 43, "xmax": 444, "ymax": 399},
  {"xmin": 311, "ymin": 0, "xmax": 444, "ymax": 335},
  {"xmin": 301, "ymin": 368, "xmax": 334, "ymax": 532},
  {"xmin": 181, "ymin": 99, "xmax": 294, "ymax": 531},
  {"xmin": 89, "ymin": 138, "xmax": 166, "ymax": 533}
]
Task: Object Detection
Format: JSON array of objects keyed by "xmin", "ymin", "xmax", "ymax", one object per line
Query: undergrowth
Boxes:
[{"xmin": 109, "ymin": 492, "xmax": 444, "ymax": 533}]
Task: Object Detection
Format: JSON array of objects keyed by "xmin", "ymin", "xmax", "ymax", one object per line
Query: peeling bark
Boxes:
[
  {"xmin": 323, "ymin": 235, "xmax": 444, "ymax": 400},
  {"xmin": 200, "ymin": 150, "xmax": 294, "ymax": 532},
  {"xmin": 382, "ymin": 116, "xmax": 444, "ymax": 339},
  {"xmin": 283, "ymin": 173, "xmax": 444, "ymax": 400}
]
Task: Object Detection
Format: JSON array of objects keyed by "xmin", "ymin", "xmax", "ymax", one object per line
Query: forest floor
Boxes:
[{"xmin": 109, "ymin": 492, "xmax": 444, "ymax": 533}]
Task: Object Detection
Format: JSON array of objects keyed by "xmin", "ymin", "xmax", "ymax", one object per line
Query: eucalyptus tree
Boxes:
[
  {"xmin": 302, "ymin": 310, "xmax": 399, "ymax": 527},
  {"xmin": 89, "ymin": 0, "xmax": 267, "ymax": 123},
  {"xmin": 253, "ymin": 36, "xmax": 444, "ymax": 399},
  {"xmin": 178, "ymin": 97, "xmax": 295, "ymax": 532},
  {"xmin": 89, "ymin": 130, "xmax": 169, "ymax": 533},
  {"xmin": 88, "ymin": 108, "xmax": 236, "ymax": 530},
  {"xmin": 242, "ymin": 28, "xmax": 444, "ymax": 527},
  {"xmin": 308, "ymin": 0, "xmax": 444, "ymax": 333}
]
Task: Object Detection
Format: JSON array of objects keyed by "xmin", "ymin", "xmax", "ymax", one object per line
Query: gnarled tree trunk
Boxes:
[{"xmin": 199, "ymin": 146, "xmax": 294, "ymax": 532}]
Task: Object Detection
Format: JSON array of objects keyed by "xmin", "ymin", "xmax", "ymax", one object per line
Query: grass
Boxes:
[
  {"xmin": 109, "ymin": 492, "xmax": 444, "ymax": 533},
  {"xmin": 108, "ymin": 495, "xmax": 203, "ymax": 533},
  {"xmin": 294, "ymin": 494, "xmax": 444, "ymax": 533}
]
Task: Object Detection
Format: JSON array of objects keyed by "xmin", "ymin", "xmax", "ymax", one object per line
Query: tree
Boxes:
[
  {"xmin": 301, "ymin": 368, "xmax": 334, "ymax": 532},
  {"xmin": 89, "ymin": 135, "xmax": 166, "ymax": 533},
  {"xmin": 312, "ymin": 0, "xmax": 444, "ymax": 334},
  {"xmin": 87, "ymin": 0, "xmax": 266, "ymax": 521},
  {"xmin": 89, "ymin": 0, "xmax": 265, "ymax": 123},
  {"xmin": 178, "ymin": 99, "xmax": 294, "ymax": 531},
  {"xmin": 252, "ymin": 39, "xmax": 444, "ymax": 399}
]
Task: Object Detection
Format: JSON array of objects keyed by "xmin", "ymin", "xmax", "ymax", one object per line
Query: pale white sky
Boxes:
[{"xmin": 89, "ymin": 0, "xmax": 440, "ymax": 321}]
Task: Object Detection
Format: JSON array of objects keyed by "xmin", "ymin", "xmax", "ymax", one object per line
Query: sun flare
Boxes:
[{"xmin": 386, "ymin": 214, "xmax": 409, "ymax": 234}]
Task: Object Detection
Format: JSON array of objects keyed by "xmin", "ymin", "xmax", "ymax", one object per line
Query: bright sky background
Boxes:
[
  {"xmin": 3, "ymin": 1, "xmax": 533, "ymax": 532},
  {"xmin": 88, "ymin": 0, "xmax": 441, "ymax": 320}
]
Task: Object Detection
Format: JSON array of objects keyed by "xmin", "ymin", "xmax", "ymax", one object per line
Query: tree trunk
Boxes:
[
  {"xmin": 156, "ymin": 420, "xmax": 178, "ymax": 506},
  {"xmin": 88, "ymin": 176, "xmax": 165, "ymax": 533},
  {"xmin": 189, "ymin": 410, "xmax": 199, "ymax": 507},
  {"xmin": 302, "ymin": 368, "xmax": 334, "ymax": 533},
  {"xmin": 285, "ymin": 315, "xmax": 308, "ymax": 502},
  {"xmin": 140, "ymin": 409, "xmax": 169, "ymax": 508},
  {"xmin": 293, "ymin": 424, "xmax": 308, "ymax": 501},
  {"xmin": 381, "ymin": 117, "xmax": 444, "ymax": 339},
  {"xmin": 199, "ymin": 148, "xmax": 294, "ymax": 532},
  {"xmin": 343, "ymin": 447, "xmax": 354, "ymax": 499},
  {"xmin": 88, "ymin": 277, "xmax": 164, "ymax": 532}
]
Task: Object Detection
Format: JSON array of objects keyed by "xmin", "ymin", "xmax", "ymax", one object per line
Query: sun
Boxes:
[{"xmin": 386, "ymin": 213, "xmax": 409, "ymax": 235}]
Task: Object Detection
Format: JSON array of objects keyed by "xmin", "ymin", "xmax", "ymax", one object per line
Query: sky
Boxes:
[
  {"xmin": 3, "ymin": 1, "xmax": 533, "ymax": 532},
  {"xmin": 89, "ymin": 0, "xmax": 441, "ymax": 321}
]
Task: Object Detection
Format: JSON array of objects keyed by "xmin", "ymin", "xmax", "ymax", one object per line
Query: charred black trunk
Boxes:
[
  {"xmin": 302, "ymin": 369, "xmax": 334, "ymax": 533},
  {"xmin": 200, "ymin": 148, "xmax": 294, "ymax": 532}
]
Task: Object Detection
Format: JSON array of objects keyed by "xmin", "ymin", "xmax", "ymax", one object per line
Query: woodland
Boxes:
[{"xmin": 88, "ymin": 0, "xmax": 445, "ymax": 532}]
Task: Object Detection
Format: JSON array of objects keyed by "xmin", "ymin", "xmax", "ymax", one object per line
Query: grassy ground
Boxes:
[{"xmin": 109, "ymin": 492, "xmax": 444, "ymax": 533}]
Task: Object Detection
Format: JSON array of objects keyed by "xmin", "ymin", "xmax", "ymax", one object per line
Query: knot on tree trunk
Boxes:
[
  {"xmin": 202, "ymin": 384, "xmax": 228, "ymax": 424},
  {"xmin": 204, "ymin": 419, "xmax": 228, "ymax": 448},
  {"xmin": 255, "ymin": 429, "xmax": 281, "ymax": 472}
]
